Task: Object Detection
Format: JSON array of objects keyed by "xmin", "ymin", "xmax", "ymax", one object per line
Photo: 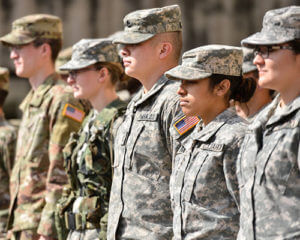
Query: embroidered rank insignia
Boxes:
[
  {"xmin": 62, "ymin": 103, "xmax": 85, "ymax": 123},
  {"xmin": 174, "ymin": 116, "xmax": 200, "ymax": 135}
]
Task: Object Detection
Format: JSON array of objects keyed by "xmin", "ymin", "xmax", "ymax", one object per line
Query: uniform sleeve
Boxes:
[
  {"xmin": 223, "ymin": 136, "xmax": 245, "ymax": 210},
  {"xmin": 162, "ymin": 97, "xmax": 190, "ymax": 161},
  {"xmin": 37, "ymin": 94, "xmax": 87, "ymax": 237}
]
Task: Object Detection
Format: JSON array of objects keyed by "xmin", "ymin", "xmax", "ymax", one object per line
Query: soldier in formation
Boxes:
[
  {"xmin": 107, "ymin": 5, "xmax": 195, "ymax": 240},
  {"xmin": 56, "ymin": 38, "xmax": 127, "ymax": 240},
  {"xmin": 0, "ymin": 14, "xmax": 89, "ymax": 240},
  {"xmin": 237, "ymin": 5, "xmax": 300, "ymax": 240},
  {"xmin": 165, "ymin": 45, "xmax": 254, "ymax": 239}
]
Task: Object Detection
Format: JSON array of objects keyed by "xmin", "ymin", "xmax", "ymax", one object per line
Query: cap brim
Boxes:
[
  {"xmin": 59, "ymin": 59, "xmax": 97, "ymax": 71},
  {"xmin": 242, "ymin": 63, "xmax": 257, "ymax": 74},
  {"xmin": 241, "ymin": 31, "xmax": 296, "ymax": 47},
  {"xmin": 165, "ymin": 65, "xmax": 212, "ymax": 81},
  {"xmin": 0, "ymin": 32, "xmax": 35, "ymax": 45},
  {"xmin": 113, "ymin": 32, "xmax": 155, "ymax": 44}
]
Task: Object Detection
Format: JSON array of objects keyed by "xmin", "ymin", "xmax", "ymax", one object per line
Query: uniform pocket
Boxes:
[
  {"xmin": 182, "ymin": 151, "xmax": 208, "ymax": 202},
  {"xmin": 126, "ymin": 124, "xmax": 145, "ymax": 169},
  {"xmin": 258, "ymin": 132, "xmax": 294, "ymax": 194}
]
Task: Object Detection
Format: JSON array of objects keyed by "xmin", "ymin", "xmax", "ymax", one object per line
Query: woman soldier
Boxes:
[
  {"xmin": 238, "ymin": 6, "xmax": 300, "ymax": 240},
  {"xmin": 56, "ymin": 38, "xmax": 127, "ymax": 240},
  {"xmin": 165, "ymin": 45, "xmax": 254, "ymax": 239}
]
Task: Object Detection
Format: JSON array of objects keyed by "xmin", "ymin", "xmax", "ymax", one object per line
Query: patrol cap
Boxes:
[
  {"xmin": 165, "ymin": 44, "xmax": 242, "ymax": 81},
  {"xmin": 113, "ymin": 5, "xmax": 182, "ymax": 44},
  {"xmin": 242, "ymin": 47, "xmax": 257, "ymax": 74},
  {"xmin": 0, "ymin": 14, "xmax": 62, "ymax": 46},
  {"xmin": 60, "ymin": 38, "xmax": 121, "ymax": 71},
  {"xmin": 242, "ymin": 6, "xmax": 300, "ymax": 47},
  {"xmin": 0, "ymin": 67, "xmax": 9, "ymax": 92},
  {"xmin": 55, "ymin": 47, "xmax": 72, "ymax": 75}
]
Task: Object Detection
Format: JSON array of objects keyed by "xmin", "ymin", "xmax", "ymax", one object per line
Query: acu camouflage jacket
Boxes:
[
  {"xmin": 171, "ymin": 108, "xmax": 247, "ymax": 240},
  {"xmin": 107, "ymin": 76, "xmax": 186, "ymax": 240},
  {"xmin": 237, "ymin": 95, "xmax": 300, "ymax": 240}
]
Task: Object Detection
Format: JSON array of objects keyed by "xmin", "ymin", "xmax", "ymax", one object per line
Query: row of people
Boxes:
[{"xmin": 0, "ymin": 3, "xmax": 299, "ymax": 240}]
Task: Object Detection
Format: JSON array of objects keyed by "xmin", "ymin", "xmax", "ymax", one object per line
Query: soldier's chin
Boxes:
[
  {"xmin": 182, "ymin": 107, "xmax": 192, "ymax": 116},
  {"xmin": 73, "ymin": 91, "xmax": 82, "ymax": 99},
  {"xmin": 15, "ymin": 70, "xmax": 28, "ymax": 78}
]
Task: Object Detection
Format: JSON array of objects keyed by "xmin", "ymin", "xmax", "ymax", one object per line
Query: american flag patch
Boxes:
[
  {"xmin": 62, "ymin": 104, "xmax": 85, "ymax": 123},
  {"xmin": 174, "ymin": 116, "xmax": 200, "ymax": 135}
]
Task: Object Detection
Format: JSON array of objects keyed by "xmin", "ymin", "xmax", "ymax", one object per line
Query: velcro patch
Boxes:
[
  {"xmin": 137, "ymin": 113, "xmax": 158, "ymax": 121},
  {"xmin": 174, "ymin": 116, "xmax": 200, "ymax": 135},
  {"xmin": 62, "ymin": 103, "xmax": 85, "ymax": 123},
  {"xmin": 200, "ymin": 143, "xmax": 224, "ymax": 152}
]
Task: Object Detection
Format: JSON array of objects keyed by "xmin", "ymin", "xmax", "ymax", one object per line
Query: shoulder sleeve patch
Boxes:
[
  {"xmin": 174, "ymin": 116, "xmax": 200, "ymax": 135},
  {"xmin": 62, "ymin": 103, "xmax": 85, "ymax": 123}
]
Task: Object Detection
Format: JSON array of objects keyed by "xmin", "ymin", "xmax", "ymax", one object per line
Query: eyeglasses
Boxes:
[
  {"xmin": 253, "ymin": 45, "xmax": 294, "ymax": 58},
  {"xmin": 68, "ymin": 67, "xmax": 97, "ymax": 79}
]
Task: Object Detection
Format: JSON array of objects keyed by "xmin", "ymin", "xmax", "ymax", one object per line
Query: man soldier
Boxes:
[
  {"xmin": 108, "ymin": 5, "xmax": 198, "ymax": 240},
  {"xmin": 0, "ymin": 14, "xmax": 89, "ymax": 240},
  {"xmin": 0, "ymin": 67, "xmax": 17, "ymax": 240}
]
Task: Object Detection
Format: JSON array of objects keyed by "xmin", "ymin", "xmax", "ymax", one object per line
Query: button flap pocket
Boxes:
[
  {"xmin": 125, "ymin": 124, "xmax": 145, "ymax": 169},
  {"xmin": 183, "ymin": 151, "xmax": 208, "ymax": 202}
]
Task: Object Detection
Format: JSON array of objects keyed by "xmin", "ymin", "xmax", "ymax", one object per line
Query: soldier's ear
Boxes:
[
  {"xmin": 40, "ymin": 43, "xmax": 52, "ymax": 59},
  {"xmin": 214, "ymin": 79, "xmax": 230, "ymax": 97},
  {"xmin": 98, "ymin": 67, "xmax": 109, "ymax": 83},
  {"xmin": 159, "ymin": 42, "xmax": 172, "ymax": 59}
]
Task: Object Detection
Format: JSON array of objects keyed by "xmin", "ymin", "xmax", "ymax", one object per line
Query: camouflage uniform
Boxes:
[
  {"xmin": 0, "ymin": 14, "xmax": 90, "ymax": 239},
  {"xmin": 57, "ymin": 38, "xmax": 127, "ymax": 240},
  {"xmin": 62, "ymin": 102, "xmax": 126, "ymax": 240},
  {"xmin": 0, "ymin": 68, "xmax": 17, "ymax": 239},
  {"xmin": 166, "ymin": 45, "xmax": 246, "ymax": 239},
  {"xmin": 108, "ymin": 5, "xmax": 187, "ymax": 240},
  {"xmin": 238, "ymin": 6, "xmax": 300, "ymax": 240}
]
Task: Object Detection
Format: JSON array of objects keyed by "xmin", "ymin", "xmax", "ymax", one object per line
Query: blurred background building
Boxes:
[{"xmin": 0, "ymin": 0, "xmax": 299, "ymax": 118}]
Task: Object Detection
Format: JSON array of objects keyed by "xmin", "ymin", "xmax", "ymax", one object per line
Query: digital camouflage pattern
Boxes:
[
  {"xmin": 59, "ymin": 99, "xmax": 127, "ymax": 240},
  {"xmin": 171, "ymin": 109, "xmax": 247, "ymax": 239},
  {"xmin": 0, "ymin": 14, "xmax": 62, "ymax": 45},
  {"xmin": 242, "ymin": 5, "xmax": 300, "ymax": 46},
  {"xmin": 237, "ymin": 95, "xmax": 300, "ymax": 240},
  {"xmin": 113, "ymin": 5, "xmax": 182, "ymax": 44},
  {"xmin": 7, "ymin": 74, "xmax": 90, "ymax": 238},
  {"xmin": 107, "ymin": 75, "xmax": 186, "ymax": 240},
  {"xmin": 242, "ymin": 47, "xmax": 257, "ymax": 74},
  {"xmin": 56, "ymin": 47, "xmax": 73, "ymax": 75},
  {"xmin": 165, "ymin": 45, "xmax": 243, "ymax": 81},
  {"xmin": 0, "ymin": 67, "xmax": 9, "ymax": 92},
  {"xmin": 0, "ymin": 116, "xmax": 17, "ymax": 239},
  {"xmin": 60, "ymin": 38, "xmax": 122, "ymax": 71}
]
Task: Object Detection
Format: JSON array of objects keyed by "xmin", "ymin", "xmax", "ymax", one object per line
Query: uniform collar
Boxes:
[
  {"xmin": 251, "ymin": 94, "xmax": 300, "ymax": 129},
  {"xmin": 19, "ymin": 73, "xmax": 60, "ymax": 111},
  {"xmin": 267, "ymin": 94, "xmax": 300, "ymax": 126},
  {"xmin": 96, "ymin": 98, "xmax": 127, "ymax": 125},
  {"xmin": 192, "ymin": 108, "xmax": 237, "ymax": 142},
  {"xmin": 132, "ymin": 75, "xmax": 170, "ymax": 107}
]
